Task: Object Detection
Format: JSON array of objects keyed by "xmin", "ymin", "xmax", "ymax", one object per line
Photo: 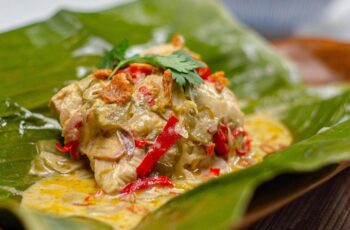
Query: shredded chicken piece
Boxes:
[
  {"xmin": 192, "ymin": 83, "xmax": 243, "ymax": 126},
  {"xmin": 91, "ymin": 150, "xmax": 144, "ymax": 193},
  {"xmin": 62, "ymin": 111, "xmax": 82, "ymax": 143},
  {"xmin": 50, "ymin": 84, "xmax": 83, "ymax": 126},
  {"xmin": 80, "ymin": 134, "xmax": 125, "ymax": 161}
]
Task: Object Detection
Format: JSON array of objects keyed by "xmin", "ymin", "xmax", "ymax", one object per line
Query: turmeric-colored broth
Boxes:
[{"xmin": 21, "ymin": 114, "xmax": 292, "ymax": 229}]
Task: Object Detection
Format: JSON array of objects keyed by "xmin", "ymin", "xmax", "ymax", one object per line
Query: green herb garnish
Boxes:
[
  {"xmin": 99, "ymin": 41, "xmax": 204, "ymax": 87},
  {"xmin": 97, "ymin": 39, "xmax": 129, "ymax": 69}
]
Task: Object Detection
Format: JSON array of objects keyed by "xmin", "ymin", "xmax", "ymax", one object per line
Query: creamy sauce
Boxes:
[{"xmin": 21, "ymin": 115, "xmax": 292, "ymax": 229}]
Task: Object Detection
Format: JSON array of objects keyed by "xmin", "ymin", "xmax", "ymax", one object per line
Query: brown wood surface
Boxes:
[
  {"xmin": 272, "ymin": 37, "xmax": 350, "ymax": 84},
  {"xmin": 248, "ymin": 167, "xmax": 350, "ymax": 230},
  {"xmin": 244, "ymin": 37, "xmax": 350, "ymax": 230}
]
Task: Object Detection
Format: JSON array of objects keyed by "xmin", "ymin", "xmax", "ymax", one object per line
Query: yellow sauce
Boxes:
[{"xmin": 21, "ymin": 114, "xmax": 292, "ymax": 229}]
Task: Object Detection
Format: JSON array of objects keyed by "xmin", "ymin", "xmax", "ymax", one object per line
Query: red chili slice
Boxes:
[
  {"xmin": 121, "ymin": 176, "xmax": 173, "ymax": 194},
  {"xmin": 129, "ymin": 63, "xmax": 155, "ymax": 83},
  {"xmin": 129, "ymin": 63, "xmax": 154, "ymax": 75},
  {"xmin": 136, "ymin": 115, "xmax": 181, "ymax": 177},
  {"xmin": 55, "ymin": 142, "xmax": 73, "ymax": 153},
  {"xmin": 232, "ymin": 128, "xmax": 252, "ymax": 156},
  {"xmin": 212, "ymin": 123, "xmax": 229, "ymax": 157},
  {"xmin": 137, "ymin": 86, "xmax": 157, "ymax": 106},
  {"xmin": 56, "ymin": 141, "xmax": 80, "ymax": 159},
  {"xmin": 209, "ymin": 167, "xmax": 220, "ymax": 176},
  {"xmin": 134, "ymin": 138, "xmax": 153, "ymax": 148},
  {"xmin": 195, "ymin": 67, "xmax": 211, "ymax": 80}
]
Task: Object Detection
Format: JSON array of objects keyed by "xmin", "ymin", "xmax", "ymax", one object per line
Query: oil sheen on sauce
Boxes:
[{"xmin": 21, "ymin": 114, "xmax": 292, "ymax": 229}]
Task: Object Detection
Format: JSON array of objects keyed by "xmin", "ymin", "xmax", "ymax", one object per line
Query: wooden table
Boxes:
[{"xmin": 249, "ymin": 167, "xmax": 350, "ymax": 230}]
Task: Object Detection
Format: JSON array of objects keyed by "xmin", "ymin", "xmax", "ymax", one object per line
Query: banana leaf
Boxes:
[
  {"xmin": 0, "ymin": 0, "xmax": 296, "ymax": 111},
  {"xmin": 0, "ymin": 0, "xmax": 349, "ymax": 229},
  {"xmin": 136, "ymin": 91, "xmax": 350, "ymax": 230},
  {"xmin": 0, "ymin": 202, "xmax": 112, "ymax": 230}
]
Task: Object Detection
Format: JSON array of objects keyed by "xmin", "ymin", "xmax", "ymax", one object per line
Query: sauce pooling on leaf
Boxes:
[
  {"xmin": 24, "ymin": 114, "xmax": 292, "ymax": 230},
  {"xmin": 23, "ymin": 35, "xmax": 293, "ymax": 229}
]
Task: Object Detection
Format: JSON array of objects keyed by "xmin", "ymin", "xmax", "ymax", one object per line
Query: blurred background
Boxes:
[{"xmin": 1, "ymin": 0, "xmax": 350, "ymax": 40}]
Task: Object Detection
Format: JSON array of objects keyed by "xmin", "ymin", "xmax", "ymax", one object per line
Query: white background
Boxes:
[
  {"xmin": 0, "ymin": 0, "xmax": 126, "ymax": 32},
  {"xmin": 0, "ymin": 0, "xmax": 350, "ymax": 40}
]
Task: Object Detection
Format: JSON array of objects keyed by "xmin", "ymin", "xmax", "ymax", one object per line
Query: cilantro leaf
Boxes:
[
  {"xmin": 172, "ymin": 50, "xmax": 205, "ymax": 69},
  {"xmin": 171, "ymin": 71, "xmax": 187, "ymax": 86},
  {"xmin": 107, "ymin": 48, "xmax": 205, "ymax": 87},
  {"xmin": 113, "ymin": 39, "xmax": 129, "ymax": 60},
  {"xmin": 153, "ymin": 51, "xmax": 199, "ymax": 73},
  {"xmin": 97, "ymin": 39, "xmax": 129, "ymax": 68},
  {"xmin": 186, "ymin": 70, "xmax": 205, "ymax": 85}
]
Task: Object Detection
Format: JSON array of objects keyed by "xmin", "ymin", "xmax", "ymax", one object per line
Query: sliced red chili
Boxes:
[
  {"xmin": 235, "ymin": 148, "xmax": 247, "ymax": 156},
  {"xmin": 129, "ymin": 63, "xmax": 155, "ymax": 83},
  {"xmin": 121, "ymin": 176, "xmax": 173, "ymax": 194},
  {"xmin": 136, "ymin": 115, "xmax": 181, "ymax": 177},
  {"xmin": 56, "ymin": 141, "xmax": 80, "ymax": 159},
  {"xmin": 116, "ymin": 67, "xmax": 130, "ymax": 74},
  {"xmin": 212, "ymin": 123, "xmax": 229, "ymax": 157},
  {"xmin": 70, "ymin": 141, "xmax": 80, "ymax": 159},
  {"xmin": 232, "ymin": 127, "xmax": 246, "ymax": 138},
  {"xmin": 55, "ymin": 142, "xmax": 73, "ymax": 153},
  {"xmin": 74, "ymin": 121, "xmax": 83, "ymax": 129},
  {"xmin": 213, "ymin": 125, "xmax": 252, "ymax": 158},
  {"xmin": 129, "ymin": 63, "xmax": 154, "ymax": 75},
  {"xmin": 209, "ymin": 167, "xmax": 220, "ymax": 176},
  {"xmin": 134, "ymin": 138, "xmax": 153, "ymax": 148},
  {"xmin": 83, "ymin": 195, "xmax": 94, "ymax": 203},
  {"xmin": 195, "ymin": 67, "xmax": 211, "ymax": 80},
  {"xmin": 138, "ymin": 86, "xmax": 156, "ymax": 106},
  {"xmin": 232, "ymin": 128, "xmax": 252, "ymax": 156}
]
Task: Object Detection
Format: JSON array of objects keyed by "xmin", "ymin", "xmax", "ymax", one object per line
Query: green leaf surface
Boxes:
[
  {"xmin": 0, "ymin": 0, "xmax": 349, "ymax": 229},
  {"xmin": 98, "ymin": 38, "xmax": 129, "ymax": 68},
  {"xmin": 0, "ymin": 101, "xmax": 60, "ymax": 201},
  {"xmin": 0, "ymin": 0, "xmax": 296, "ymax": 110},
  {"xmin": 136, "ymin": 95, "xmax": 350, "ymax": 230},
  {"xmin": 281, "ymin": 91, "xmax": 350, "ymax": 141},
  {"xmin": 0, "ymin": 202, "xmax": 112, "ymax": 230}
]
